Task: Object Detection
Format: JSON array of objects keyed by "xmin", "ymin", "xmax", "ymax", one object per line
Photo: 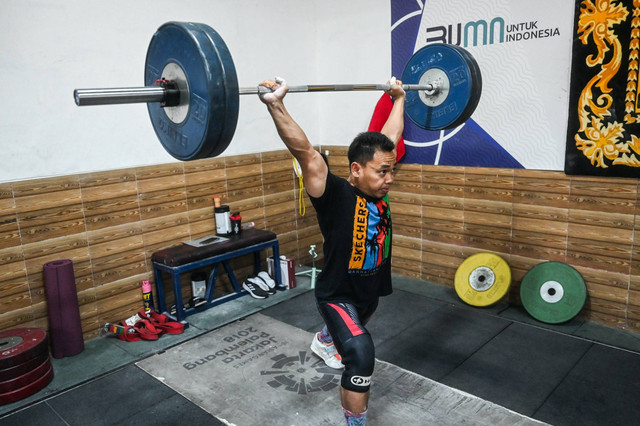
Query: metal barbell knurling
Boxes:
[{"xmin": 73, "ymin": 83, "xmax": 436, "ymax": 107}]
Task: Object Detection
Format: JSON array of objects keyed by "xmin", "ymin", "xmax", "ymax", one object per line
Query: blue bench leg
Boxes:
[
  {"xmin": 153, "ymin": 266, "xmax": 167, "ymax": 313},
  {"xmin": 205, "ymin": 265, "xmax": 219, "ymax": 303},
  {"xmin": 173, "ymin": 272, "xmax": 186, "ymax": 322}
]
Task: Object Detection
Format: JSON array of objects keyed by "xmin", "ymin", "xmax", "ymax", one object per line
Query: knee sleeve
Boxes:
[{"xmin": 340, "ymin": 333, "xmax": 375, "ymax": 393}]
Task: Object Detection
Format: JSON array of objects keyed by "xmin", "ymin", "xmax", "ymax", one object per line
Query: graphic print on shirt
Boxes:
[{"xmin": 348, "ymin": 195, "xmax": 391, "ymax": 273}]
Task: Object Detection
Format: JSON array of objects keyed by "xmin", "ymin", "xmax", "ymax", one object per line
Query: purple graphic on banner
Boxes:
[{"xmin": 391, "ymin": 0, "xmax": 522, "ymax": 168}]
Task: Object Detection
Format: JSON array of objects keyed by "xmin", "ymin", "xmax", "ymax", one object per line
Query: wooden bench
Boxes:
[{"xmin": 151, "ymin": 228, "xmax": 281, "ymax": 321}]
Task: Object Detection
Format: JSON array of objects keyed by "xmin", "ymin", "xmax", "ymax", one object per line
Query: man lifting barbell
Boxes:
[{"xmin": 259, "ymin": 76, "xmax": 406, "ymax": 426}]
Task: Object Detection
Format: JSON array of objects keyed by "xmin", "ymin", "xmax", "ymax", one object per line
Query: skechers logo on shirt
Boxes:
[{"xmin": 349, "ymin": 196, "xmax": 369, "ymax": 269}]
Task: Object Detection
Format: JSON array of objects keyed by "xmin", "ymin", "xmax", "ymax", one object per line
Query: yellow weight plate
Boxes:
[{"xmin": 454, "ymin": 253, "xmax": 511, "ymax": 307}]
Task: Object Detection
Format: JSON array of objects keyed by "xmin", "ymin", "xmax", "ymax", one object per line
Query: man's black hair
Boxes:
[{"xmin": 348, "ymin": 132, "xmax": 395, "ymax": 166}]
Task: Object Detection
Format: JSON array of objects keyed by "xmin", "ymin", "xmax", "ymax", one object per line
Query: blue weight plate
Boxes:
[
  {"xmin": 401, "ymin": 44, "xmax": 480, "ymax": 130},
  {"xmin": 448, "ymin": 45, "xmax": 482, "ymax": 128},
  {"xmin": 145, "ymin": 22, "xmax": 239, "ymax": 161}
]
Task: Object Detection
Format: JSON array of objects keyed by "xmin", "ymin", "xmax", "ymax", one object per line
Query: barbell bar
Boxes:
[
  {"xmin": 73, "ymin": 21, "xmax": 482, "ymax": 161},
  {"xmin": 74, "ymin": 83, "xmax": 438, "ymax": 107}
]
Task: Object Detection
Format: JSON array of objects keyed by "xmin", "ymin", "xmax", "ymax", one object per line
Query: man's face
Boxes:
[{"xmin": 351, "ymin": 150, "xmax": 396, "ymax": 199}]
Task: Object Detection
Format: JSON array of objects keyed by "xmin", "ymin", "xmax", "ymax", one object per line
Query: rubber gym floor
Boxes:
[{"xmin": 1, "ymin": 272, "xmax": 639, "ymax": 425}]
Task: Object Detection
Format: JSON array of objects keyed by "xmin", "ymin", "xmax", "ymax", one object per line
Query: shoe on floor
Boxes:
[
  {"xmin": 310, "ymin": 332, "xmax": 344, "ymax": 369},
  {"xmin": 243, "ymin": 278, "xmax": 270, "ymax": 299},
  {"xmin": 256, "ymin": 272, "xmax": 277, "ymax": 295}
]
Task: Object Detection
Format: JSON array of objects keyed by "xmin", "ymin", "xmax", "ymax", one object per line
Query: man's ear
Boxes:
[{"xmin": 350, "ymin": 162, "xmax": 362, "ymax": 178}]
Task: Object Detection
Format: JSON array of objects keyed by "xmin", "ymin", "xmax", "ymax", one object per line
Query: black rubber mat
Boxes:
[
  {"xmin": 441, "ymin": 322, "xmax": 592, "ymax": 416},
  {"xmin": 534, "ymin": 344, "xmax": 640, "ymax": 425},
  {"xmin": 46, "ymin": 364, "xmax": 222, "ymax": 425}
]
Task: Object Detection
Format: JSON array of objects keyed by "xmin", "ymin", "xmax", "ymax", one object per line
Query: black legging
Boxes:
[{"xmin": 316, "ymin": 300, "xmax": 379, "ymax": 392}]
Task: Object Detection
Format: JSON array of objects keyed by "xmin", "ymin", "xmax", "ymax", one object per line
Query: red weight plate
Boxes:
[
  {"xmin": 0, "ymin": 328, "xmax": 48, "ymax": 369},
  {"xmin": 0, "ymin": 363, "xmax": 53, "ymax": 405},
  {"xmin": 0, "ymin": 357, "xmax": 51, "ymax": 393},
  {"xmin": 0, "ymin": 351, "xmax": 49, "ymax": 382}
]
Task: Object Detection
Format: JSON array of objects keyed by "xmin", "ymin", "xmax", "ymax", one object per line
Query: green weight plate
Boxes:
[
  {"xmin": 520, "ymin": 261, "xmax": 587, "ymax": 324},
  {"xmin": 454, "ymin": 253, "xmax": 511, "ymax": 307}
]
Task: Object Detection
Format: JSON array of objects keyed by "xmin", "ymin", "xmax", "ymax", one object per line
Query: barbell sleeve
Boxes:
[
  {"xmin": 74, "ymin": 83, "xmax": 435, "ymax": 106},
  {"xmin": 74, "ymin": 87, "xmax": 166, "ymax": 106}
]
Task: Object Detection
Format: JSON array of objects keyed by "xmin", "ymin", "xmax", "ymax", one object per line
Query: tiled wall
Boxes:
[
  {"xmin": 2, "ymin": 147, "xmax": 639, "ymax": 341},
  {"xmin": 390, "ymin": 162, "xmax": 640, "ymax": 332},
  {"xmin": 0, "ymin": 151, "xmax": 321, "ymax": 340}
]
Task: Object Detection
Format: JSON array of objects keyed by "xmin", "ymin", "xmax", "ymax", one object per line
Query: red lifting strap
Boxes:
[{"xmin": 367, "ymin": 94, "xmax": 406, "ymax": 162}]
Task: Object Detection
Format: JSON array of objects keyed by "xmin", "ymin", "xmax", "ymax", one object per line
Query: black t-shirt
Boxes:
[{"xmin": 309, "ymin": 172, "xmax": 393, "ymax": 309}]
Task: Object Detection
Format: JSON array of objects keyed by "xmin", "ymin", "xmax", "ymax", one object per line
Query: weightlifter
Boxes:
[{"xmin": 259, "ymin": 76, "xmax": 405, "ymax": 425}]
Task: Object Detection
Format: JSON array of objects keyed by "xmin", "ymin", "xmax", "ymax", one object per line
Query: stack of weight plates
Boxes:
[
  {"xmin": 454, "ymin": 253, "xmax": 512, "ymax": 307},
  {"xmin": 0, "ymin": 328, "xmax": 53, "ymax": 405},
  {"xmin": 520, "ymin": 261, "xmax": 587, "ymax": 324}
]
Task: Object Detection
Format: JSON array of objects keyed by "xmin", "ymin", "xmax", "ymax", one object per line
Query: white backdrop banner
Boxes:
[{"xmin": 391, "ymin": 0, "xmax": 575, "ymax": 170}]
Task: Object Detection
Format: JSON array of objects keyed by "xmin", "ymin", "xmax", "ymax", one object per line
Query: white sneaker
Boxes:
[{"xmin": 310, "ymin": 333, "xmax": 344, "ymax": 369}]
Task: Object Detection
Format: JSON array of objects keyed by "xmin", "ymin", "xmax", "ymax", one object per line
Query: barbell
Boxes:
[{"xmin": 73, "ymin": 21, "xmax": 482, "ymax": 161}]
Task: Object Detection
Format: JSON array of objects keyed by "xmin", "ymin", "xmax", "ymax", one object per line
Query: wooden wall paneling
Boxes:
[
  {"xmin": 464, "ymin": 167, "xmax": 514, "ymax": 202},
  {"xmin": 392, "ymin": 235, "xmax": 422, "ymax": 279},
  {"xmin": 79, "ymin": 169, "xmax": 140, "ymax": 232},
  {"xmin": 513, "ymin": 170, "xmax": 570, "ymax": 208},
  {"xmin": 421, "ymin": 241, "xmax": 468, "ymax": 287},
  {"xmin": 87, "ymin": 224, "xmax": 147, "ymax": 287},
  {"xmin": 567, "ymin": 208, "xmax": 634, "ymax": 274},
  {"xmin": 323, "ymin": 146, "xmax": 349, "ymax": 179},
  {"xmin": 140, "ymin": 213, "xmax": 191, "ymax": 264},
  {"xmin": 0, "ymin": 306, "xmax": 34, "ymax": 333},
  {"xmin": 0, "ymin": 248, "xmax": 31, "ymax": 332},
  {"xmin": 463, "ymin": 168, "xmax": 513, "ymax": 254},
  {"xmin": 13, "ymin": 176, "xmax": 86, "ymax": 246},
  {"xmin": 628, "ymin": 274, "xmax": 640, "ymax": 332},
  {"xmin": 421, "ymin": 194, "xmax": 464, "ymax": 246},
  {"xmin": 569, "ymin": 175, "xmax": 638, "ymax": 214},
  {"xmin": 264, "ymin": 192, "xmax": 297, "ymax": 235},
  {"xmin": 184, "ymin": 157, "xmax": 227, "ymax": 239},
  {"xmin": 463, "ymin": 197, "xmax": 512, "ymax": 254},
  {"xmin": 421, "ymin": 166, "xmax": 465, "ymax": 245},
  {"xmin": 389, "ymin": 191, "xmax": 422, "ymax": 239},
  {"xmin": 0, "ymin": 183, "xmax": 20, "ymax": 250},
  {"xmin": 505, "ymin": 254, "xmax": 542, "ymax": 304},
  {"xmin": 394, "ymin": 163, "xmax": 421, "ymax": 192},
  {"xmin": 225, "ymin": 153, "xmax": 264, "ymax": 203},
  {"xmin": 512, "ymin": 170, "xmax": 570, "ymax": 262},
  {"xmin": 186, "ymin": 209, "xmax": 216, "ymax": 241},
  {"xmin": 262, "ymin": 150, "xmax": 294, "ymax": 194},
  {"xmin": 630, "ymin": 198, "xmax": 640, "ymax": 332},
  {"xmin": 0, "ymin": 184, "xmax": 30, "ymax": 331},
  {"xmin": 136, "ymin": 163, "xmax": 188, "ymax": 220},
  {"xmin": 573, "ymin": 262, "xmax": 632, "ymax": 328},
  {"xmin": 422, "ymin": 165, "xmax": 465, "ymax": 197},
  {"xmin": 391, "ymin": 163, "xmax": 422, "ymax": 238},
  {"xmin": 567, "ymin": 176, "xmax": 635, "ymax": 324},
  {"xmin": 511, "ymin": 203, "xmax": 569, "ymax": 262}
]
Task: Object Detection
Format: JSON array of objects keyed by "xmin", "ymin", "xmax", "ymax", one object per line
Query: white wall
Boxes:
[{"xmin": 0, "ymin": 0, "xmax": 390, "ymax": 182}]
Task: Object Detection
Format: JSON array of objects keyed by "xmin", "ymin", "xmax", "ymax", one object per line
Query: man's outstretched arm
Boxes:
[
  {"xmin": 259, "ymin": 77, "xmax": 328, "ymax": 198},
  {"xmin": 380, "ymin": 77, "xmax": 406, "ymax": 147}
]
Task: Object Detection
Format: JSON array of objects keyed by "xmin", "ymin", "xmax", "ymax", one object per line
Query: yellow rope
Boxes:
[{"xmin": 293, "ymin": 158, "xmax": 305, "ymax": 216}]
